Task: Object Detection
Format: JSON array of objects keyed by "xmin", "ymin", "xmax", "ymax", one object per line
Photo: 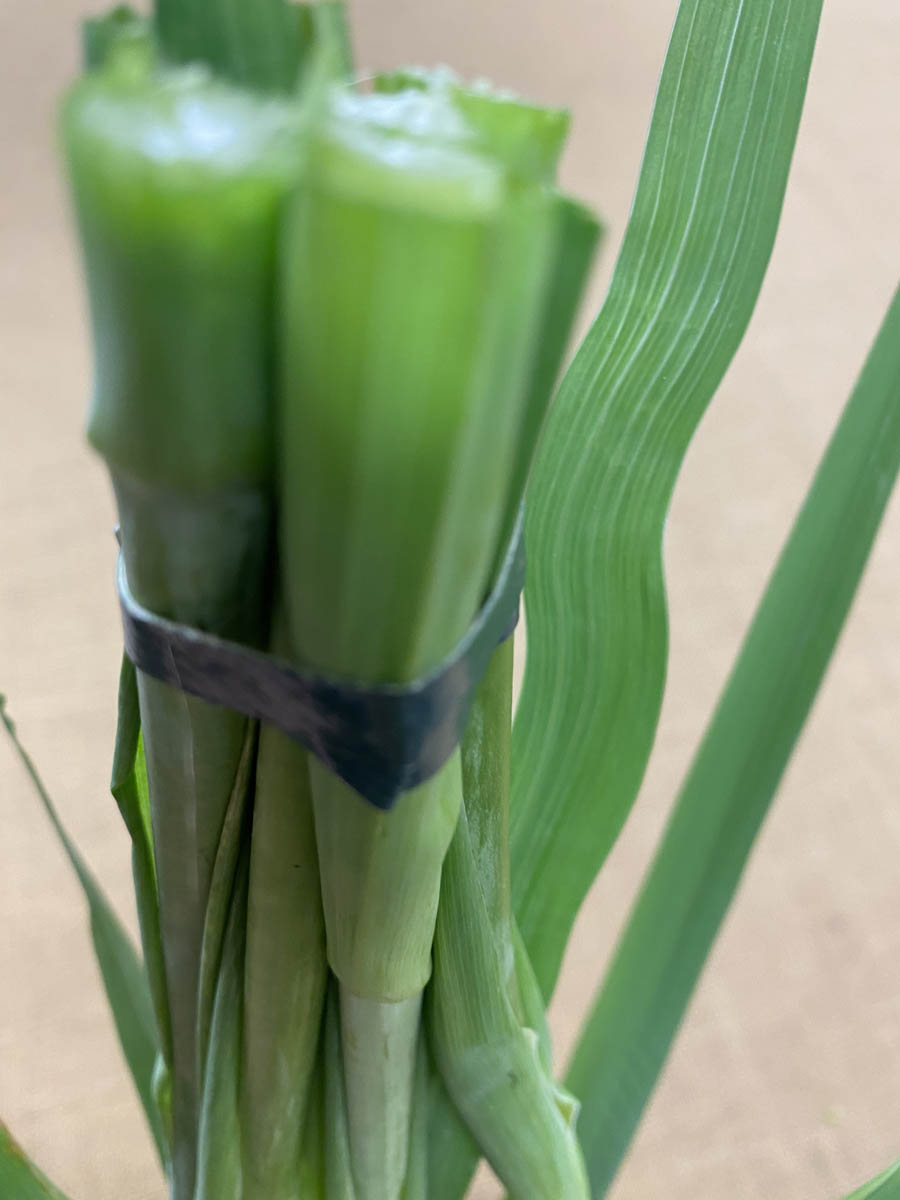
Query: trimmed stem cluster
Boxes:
[{"xmin": 61, "ymin": 6, "xmax": 601, "ymax": 1198}]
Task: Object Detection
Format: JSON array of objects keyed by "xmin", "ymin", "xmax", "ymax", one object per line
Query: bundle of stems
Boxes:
[
  {"xmin": 10, "ymin": 2, "xmax": 895, "ymax": 1199},
  {"xmin": 61, "ymin": 3, "xmax": 600, "ymax": 1198}
]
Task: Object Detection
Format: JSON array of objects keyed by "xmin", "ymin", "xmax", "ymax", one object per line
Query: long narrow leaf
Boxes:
[
  {"xmin": 567, "ymin": 284, "xmax": 900, "ymax": 1195},
  {"xmin": 0, "ymin": 697, "xmax": 166, "ymax": 1164},
  {"xmin": 511, "ymin": 0, "xmax": 824, "ymax": 998},
  {"xmin": 845, "ymin": 1162, "xmax": 900, "ymax": 1200},
  {"xmin": 0, "ymin": 1125, "xmax": 69, "ymax": 1200},
  {"xmin": 111, "ymin": 657, "xmax": 172, "ymax": 1071}
]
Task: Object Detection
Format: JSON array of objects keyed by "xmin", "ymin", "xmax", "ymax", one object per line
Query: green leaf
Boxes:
[
  {"xmin": 195, "ymin": 854, "xmax": 249, "ymax": 1200},
  {"xmin": 0, "ymin": 1124, "xmax": 69, "ymax": 1200},
  {"xmin": 430, "ymin": 799, "xmax": 589, "ymax": 1199},
  {"xmin": 426, "ymin": 1070, "xmax": 477, "ymax": 1200},
  {"xmin": 403, "ymin": 1035, "xmax": 429, "ymax": 1200},
  {"xmin": 241, "ymin": 722, "xmax": 327, "ymax": 1200},
  {"xmin": 82, "ymin": 5, "xmax": 150, "ymax": 70},
  {"xmin": 845, "ymin": 1161, "xmax": 900, "ymax": 1200},
  {"xmin": 567, "ymin": 283, "xmax": 900, "ymax": 1196},
  {"xmin": 153, "ymin": 0, "xmax": 298, "ymax": 91},
  {"xmin": 278, "ymin": 83, "xmax": 574, "ymax": 1198},
  {"xmin": 151, "ymin": 0, "xmax": 351, "ymax": 92},
  {"xmin": 306, "ymin": 1, "xmax": 354, "ymax": 81},
  {"xmin": 111, "ymin": 657, "xmax": 172, "ymax": 1072},
  {"xmin": 195, "ymin": 723, "xmax": 257, "ymax": 1084},
  {"xmin": 510, "ymin": 0, "xmax": 825, "ymax": 999},
  {"xmin": 0, "ymin": 696, "xmax": 167, "ymax": 1165}
]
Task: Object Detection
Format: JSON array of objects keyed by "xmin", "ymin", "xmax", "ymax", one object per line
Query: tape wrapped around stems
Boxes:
[{"xmin": 117, "ymin": 509, "xmax": 525, "ymax": 810}]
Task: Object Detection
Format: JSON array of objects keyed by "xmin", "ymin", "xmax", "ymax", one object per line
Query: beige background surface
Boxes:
[{"xmin": 2, "ymin": 1, "xmax": 899, "ymax": 1197}]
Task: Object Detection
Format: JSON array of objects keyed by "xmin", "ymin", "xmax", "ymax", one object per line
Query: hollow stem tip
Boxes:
[
  {"xmin": 61, "ymin": 50, "xmax": 304, "ymax": 1200},
  {"xmin": 278, "ymin": 75, "xmax": 595, "ymax": 1200}
]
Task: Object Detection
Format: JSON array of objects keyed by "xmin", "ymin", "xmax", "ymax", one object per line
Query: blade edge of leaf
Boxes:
[
  {"xmin": 566, "ymin": 282, "xmax": 900, "ymax": 1195},
  {"xmin": 510, "ymin": 0, "xmax": 825, "ymax": 1000}
]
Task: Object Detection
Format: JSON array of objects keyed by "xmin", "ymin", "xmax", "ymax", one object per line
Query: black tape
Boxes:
[{"xmin": 117, "ymin": 510, "xmax": 525, "ymax": 810}]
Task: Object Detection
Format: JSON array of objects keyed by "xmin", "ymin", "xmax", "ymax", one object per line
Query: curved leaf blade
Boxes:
[
  {"xmin": 845, "ymin": 1161, "xmax": 900, "ymax": 1200},
  {"xmin": 567, "ymin": 284, "xmax": 900, "ymax": 1195},
  {"xmin": 511, "ymin": 0, "xmax": 825, "ymax": 998},
  {"xmin": 0, "ymin": 1124, "xmax": 69, "ymax": 1200},
  {"xmin": 0, "ymin": 697, "xmax": 166, "ymax": 1165}
]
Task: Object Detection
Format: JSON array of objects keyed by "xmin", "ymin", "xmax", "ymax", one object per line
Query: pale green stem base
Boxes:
[
  {"xmin": 340, "ymin": 990, "xmax": 421, "ymax": 1200},
  {"xmin": 309, "ymin": 754, "xmax": 461, "ymax": 1199}
]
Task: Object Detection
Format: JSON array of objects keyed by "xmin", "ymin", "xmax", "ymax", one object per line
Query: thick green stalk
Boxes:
[
  {"xmin": 428, "ymin": 638, "xmax": 586, "ymax": 1198},
  {"xmin": 299, "ymin": 1036, "xmax": 327, "ymax": 1199},
  {"xmin": 340, "ymin": 990, "xmax": 422, "ymax": 1200},
  {"xmin": 402, "ymin": 1037, "xmax": 429, "ymax": 1200},
  {"xmin": 429, "ymin": 799, "xmax": 588, "ymax": 1199},
  {"xmin": 459, "ymin": 639, "xmax": 516, "ymax": 990},
  {"xmin": 309, "ymin": 762, "xmax": 460, "ymax": 1200},
  {"xmin": 421, "ymin": 168, "xmax": 599, "ymax": 1200},
  {"xmin": 241, "ymin": 722, "xmax": 328, "ymax": 1200},
  {"xmin": 372, "ymin": 70, "xmax": 603, "ymax": 563},
  {"xmin": 62, "ymin": 61, "xmax": 302, "ymax": 1199},
  {"xmin": 278, "ymin": 84, "xmax": 559, "ymax": 1200},
  {"xmin": 324, "ymin": 985, "xmax": 358, "ymax": 1200},
  {"xmin": 426, "ymin": 653, "xmax": 554, "ymax": 1200},
  {"xmin": 427, "ymin": 639, "xmax": 517, "ymax": 1200},
  {"xmin": 195, "ymin": 853, "xmax": 249, "ymax": 1200},
  {"xmin": 133, "ymin": 672, "xmax": 251, "ymax": 1200}
]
